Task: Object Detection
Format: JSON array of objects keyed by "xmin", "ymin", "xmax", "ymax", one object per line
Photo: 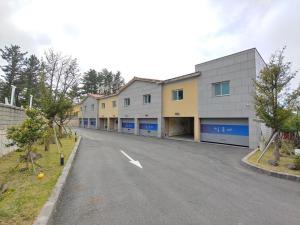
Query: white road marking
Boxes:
[{"xmin": 120, "ymin": 150, "xmax": 143, "ymax": 169}]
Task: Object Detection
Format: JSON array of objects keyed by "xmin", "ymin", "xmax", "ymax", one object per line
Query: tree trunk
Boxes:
[
  {"xmin": 58, "ymin": 124, "xmax": 63, "ymax": 138},
  {"xmin": 274, "ymin": 132, "xmax": 280, "ymax": 162},
  {"xmin": 45, "ymin": 120, "xmax": 53, "ymax": 151}
]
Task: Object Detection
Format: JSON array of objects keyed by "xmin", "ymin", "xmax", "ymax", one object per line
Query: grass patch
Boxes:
[
  {"xmin": 0, "ymin": 136, "xmax": 76, "ymax": 225},
  {"xmin": 248, "ymin": 148, "xmax": 300, "ymax": 176}
]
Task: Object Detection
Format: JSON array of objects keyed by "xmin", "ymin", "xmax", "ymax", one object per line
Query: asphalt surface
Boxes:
[{"xmin": 53, "ymin": 128, "xmax": 300, "ymax": 225}]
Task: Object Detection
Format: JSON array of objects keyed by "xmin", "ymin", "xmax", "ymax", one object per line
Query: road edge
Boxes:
[
  {"xmin": 33, "ymin": 136, "xmax": 82, "ymax": 225},
  {"xmin": 241, "ymin": 148, "xmax": 300, "ymax": 183}
]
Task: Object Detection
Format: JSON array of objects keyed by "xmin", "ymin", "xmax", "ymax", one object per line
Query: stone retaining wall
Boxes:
[{"xmin": 0, "ymin": 103, "xmax": 26, "ymax": 156}]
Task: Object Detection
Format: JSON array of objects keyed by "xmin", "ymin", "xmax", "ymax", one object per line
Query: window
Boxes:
[
  {"xmin": 91, "ymin": 104, "xmax": 94, "ymax": 111},
  {"xmin": 101, "ymin": 103, "xmax": 105, "ymax": 109},
  {"xmin": 172, "ymin": 89, "xmax": 183, "ymax": 100},
  {"xmin": 124, "ymin": 98, "xmax": 130, "ymax": 107},
  {"xmin": 143, "ymin": 94, "xmax": 151, "ymax": 104},
  {"xmin": 112, "ymin": 101, "xmax": 116, "ymax": 107},
  {"xmin": 214, "ymin": 81, "xmax": 230, "ymax": 96}
]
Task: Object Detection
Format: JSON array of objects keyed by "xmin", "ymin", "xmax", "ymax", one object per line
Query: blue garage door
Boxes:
[
  {"xmin": 200, "ymin": 118, "xmax": 249, "ymax": 146},
  {"xmin": 139, "ymin": 118, "xmax": 158, "ymax": 137},
  {"xmin": 83, "ymin": 118, "xmax": 88, "ymax": 128},
  {"xmin": 90, "ymin": 118, "xmax": 96, "ymax": 129},
  {"xmin": 121, "ymin": 118, "xmax": 134, "ymax": 134}
]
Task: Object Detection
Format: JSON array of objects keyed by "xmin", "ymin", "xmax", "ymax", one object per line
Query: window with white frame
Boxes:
[
  {"xmin": 112, "ymin": 100, "xmax": 116, "ymax": 107},
  {"xmin": 172, "ymin": 89, "xmax": 183, "ymax": 100},
  {"xmin": 143, "ymin": 94, "xmax": 151, "ymax": 104},
  {"xmin": 124, "ymin": 98, "xmax": 130, "ymax": 107},
  {"xmin": 101, "ymin": 103, "xmax": 105, "ymax": 109},
  {"xmin": 214, "ymin": 81, "xmax": 230, "ymax": 96}
]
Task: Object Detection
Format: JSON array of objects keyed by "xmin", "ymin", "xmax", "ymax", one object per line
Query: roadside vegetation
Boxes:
[
  {"xmin": 248, "ymin": 145, "xmax": 300, "ymax": 176},
  {"xmin": 0, "ymin": 136, "xmax": 75, "ymax": 225},
  {"xmin": 253, "ymin": 47, "xmax": 300, "ymax": 173}
]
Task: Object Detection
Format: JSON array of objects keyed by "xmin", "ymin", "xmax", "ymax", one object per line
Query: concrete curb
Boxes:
[
  {"xmin": 33, "ymin": 136, "xmax": 82, "ymax": 225},
  {"xmin": 241, "ymin": 149, "xmax": 300, "ymax": 183}
]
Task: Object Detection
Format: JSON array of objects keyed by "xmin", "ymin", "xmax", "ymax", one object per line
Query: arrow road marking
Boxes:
[{"xmin": 120, "ymin": 150, "xmax": 143, "ymax": 168}]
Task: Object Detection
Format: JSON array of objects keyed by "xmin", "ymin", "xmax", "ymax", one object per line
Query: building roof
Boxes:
[
  {"xmin": 88, "ymin": 93, "xmax": 103, "ymax": 99},
  {"xmin": 117, "ymin": 76, "xmax": 162, "ymax": 94},
  {"xmin": 163, "ymin": 71, "xmax": 201, "ymax": 84}
]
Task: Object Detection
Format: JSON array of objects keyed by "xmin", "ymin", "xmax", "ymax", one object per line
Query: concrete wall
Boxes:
[
  {"xmin": 195, "ymin": 48, "xmax": 265, "ymax": 148},
  {"xmin": 0, "ymin": 103, "xmax": 26, "ymax": 156},
  {"xmin": 79, "ymin": 96, "xmax": 99, "ymax": 128},
  {"xmin": 118, "ymin": 80, "xmax": 163, "ymax": 137}
]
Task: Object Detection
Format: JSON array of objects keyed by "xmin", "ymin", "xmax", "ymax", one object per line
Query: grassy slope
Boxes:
[
  {"xmin": 0, "ymin": 137, "xmax": 76, "ymax": 225},
  {"xmin": 248, "ymin": 149, "xmax": 300, "ymax": 176}
]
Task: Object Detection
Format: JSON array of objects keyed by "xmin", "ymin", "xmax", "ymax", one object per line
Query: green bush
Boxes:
[{"xmin": 294, "ymin": 156, "xmax": 300, "ymax": 170}]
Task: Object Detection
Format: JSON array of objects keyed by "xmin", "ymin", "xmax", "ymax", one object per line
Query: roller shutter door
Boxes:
[
  {"xmin": 83, "ymin": 118, "xmax": 88, "ymax": 128},
  {"xmin": 121, "ymin": 118, "xmax": 135, "ymax": 134},
  {"xmin": 89, "ymin": 118, "xmax": 96, "ymax": 129},
  {"xmin": 139, "ymin": 118, "xmax": 158, "ymax": 137},
  {"xmin": 200, "ymin": 118, "xmax": 249, "ymax": 146}
]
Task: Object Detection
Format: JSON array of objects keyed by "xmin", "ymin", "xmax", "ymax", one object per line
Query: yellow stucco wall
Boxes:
[
  {"xmin": 163, "ymin": 78, "xmax": 198, "ymax": 117},
  {"xmin": 98, "ymin": 95, "xmax": 118, "ymax": 118},
  {"xmin": 73, "ymin": 104, "xmax": 82, "ymax": 118},
  {"xmin": 162, "ymin": 77, "xmax": 200, "ymax": 141}
]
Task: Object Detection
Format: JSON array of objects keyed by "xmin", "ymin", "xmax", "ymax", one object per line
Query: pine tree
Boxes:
[
  {"xmin": 19, "ymin": 54, "xmax": 42, "ymax": 106},
  {"xmin": 0, "ymin": 45, "xmax": 27, "ymax": 105},
  {"xmin": 81, "ymin": 69, "xmax": 99, "ymax": 94}
]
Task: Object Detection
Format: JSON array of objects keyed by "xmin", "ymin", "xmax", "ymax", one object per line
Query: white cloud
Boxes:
[{"xmin": 0, "ymin": 0, "xmax": 299, "ymax": 88}]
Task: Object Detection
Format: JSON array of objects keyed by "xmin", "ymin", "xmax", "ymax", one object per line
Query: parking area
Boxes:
[{"xmin": 53, "ymin": 128, "xmax": 300, "ymax": 225}]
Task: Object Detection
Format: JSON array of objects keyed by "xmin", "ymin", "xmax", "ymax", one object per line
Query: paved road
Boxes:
[{"xmin": 53, "ymin": 128, "xmax": 300, "ymax": 225}]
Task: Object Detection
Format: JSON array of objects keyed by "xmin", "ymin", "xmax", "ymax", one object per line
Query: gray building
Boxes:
[
  {"xmin": 78, "ymin": 94, "xmax": 101, "ymax": 129},
  {"xmin": 118, "ymin": 77, "xmax": 163, "ymax": 137},
  {"xmin": 195, "ymin": 48, "xmax": 266, "ymax": 149}
]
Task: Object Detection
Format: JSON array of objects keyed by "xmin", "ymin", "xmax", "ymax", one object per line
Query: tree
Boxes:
[
  {"xmin": 0, "ymin": 45, "xmax": 27, "ymax": 105},
  {"xmin": 81, "ymin": 68, "xmax": 124, "ymax": 95},
  {"xmin": 6, "ymin": 108, "xmax": 47, "ymax": 172},
  {"xmin": 39, "ymin": 49, "xmax": 79, "ymax": 150},
  {"xmin": 81, "ymin": 69, "xmax": 99, "ymax": 94},
  {"xmin": 254, "ymin": 47, "xmax": 298, "ymax": 162},
  {"xmin": 19, "ymin": 54, "xmax": 42, "ymax": 107}
]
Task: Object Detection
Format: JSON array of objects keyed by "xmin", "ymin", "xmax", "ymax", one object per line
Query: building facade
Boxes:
[
  {"xmin": 195, "ymin": 48, "xmax": 265, "ymax": 148},
  {"xmin": 78, "ymin": 94, "xmax": 101, "ymax": 129},
  {"xmin": 98, "ymin": 94, "xmax": 118, "ymax": 131},
  {"xmin": 77, "ymin": 48, "xmax": 266, "ymax": 149},
  {"xmin": 162, "ymin": 72, "xmax": 200, "ymax": 142},
  {"xmin": 117, "ymin": 77, "xmax": 163, "ymax": 137}
]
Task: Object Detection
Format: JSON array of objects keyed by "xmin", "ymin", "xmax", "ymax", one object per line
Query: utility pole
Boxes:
[
  {"xmin": 10, "ymin": 85, "xmax": 16, "ymax": 106},
  {"xmin": 29, "ymin": 95, "xmax": 33, "ymax": 108}
]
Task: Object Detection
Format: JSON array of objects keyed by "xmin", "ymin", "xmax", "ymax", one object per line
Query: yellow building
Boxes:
[
  {"xmin": 162, "ymin": 72, "xmax": 200, "ymax": 142},
  {"xmin": 98, "ymin": 94, "xmax": 118, "ymax": 131}
]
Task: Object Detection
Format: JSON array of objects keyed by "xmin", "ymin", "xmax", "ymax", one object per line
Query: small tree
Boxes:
[
  {"xmin": 254, "ymin": 47, "xmax": 298, "ymax": 162},
  {"xmin": 7, "ymin": 108, "xmax": 47, "ymax": 171}
]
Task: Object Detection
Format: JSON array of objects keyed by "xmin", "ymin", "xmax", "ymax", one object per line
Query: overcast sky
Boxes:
[{"xmin": 0, "ymin": 0, "xmax": 299, "ymax": 88}]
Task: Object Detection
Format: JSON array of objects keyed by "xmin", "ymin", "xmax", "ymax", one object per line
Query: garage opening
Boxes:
[
  {"xmin": 139, "ymin": 118, "xmax": 158, "ymax": 137},
  {"xmin": 164, "ymin": 117, "xmax": 194, "ymax": 141},
  {"xmin": 99, "ymin": 118, "xmax": 108, "ymax": 130},
  {"xmin": 200, "ymin": 118, "xmax": 249, "ymax": 147},
  {"xmin": 121, "ymin": 118, "xmax": 135, "ymax": 134},
  {"xmin": 109, "ymin": 118, "xmax": 118, "ymax": 131},
  {"xmin": 83, "ymin": 118, "xmax": 88, "ymax": 128}
]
